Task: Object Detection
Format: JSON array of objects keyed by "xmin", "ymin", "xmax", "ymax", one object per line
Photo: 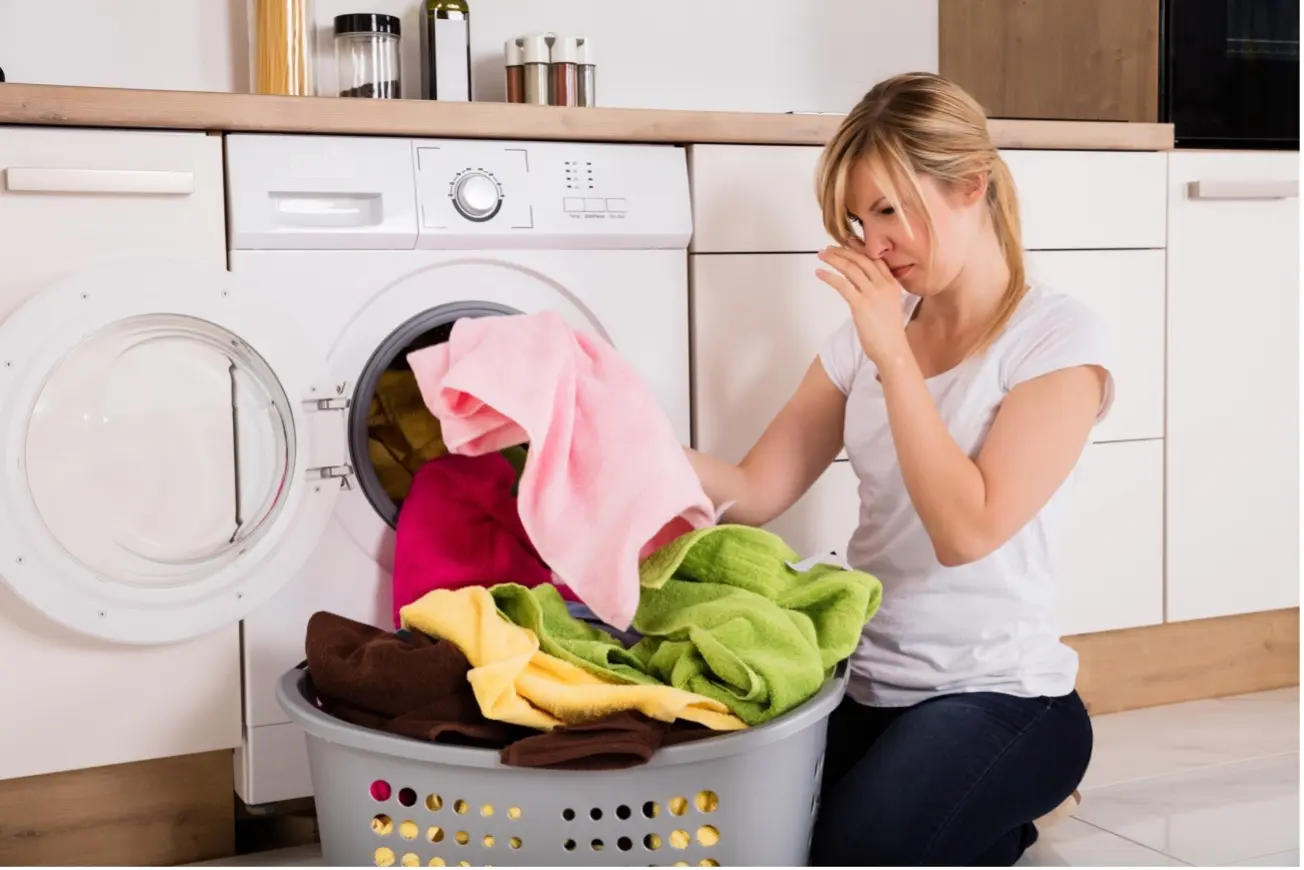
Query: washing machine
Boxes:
[{"xmin": 222, "ymin": 134, "xmax": 693, "ymax": 805}]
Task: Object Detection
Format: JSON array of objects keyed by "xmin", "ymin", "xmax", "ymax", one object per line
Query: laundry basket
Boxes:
[{"xmin": 276, "ymin": 664, "xmax": 847, "ymax": 867}]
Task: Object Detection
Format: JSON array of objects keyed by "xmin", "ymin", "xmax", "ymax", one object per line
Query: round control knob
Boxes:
[{"xmin": 452, "ymin": 171, "xmax": 502, "ymax": 222}]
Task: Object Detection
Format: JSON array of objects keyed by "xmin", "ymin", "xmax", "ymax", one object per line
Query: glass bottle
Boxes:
[{"xmin": 421, "ymin": 0, "xmax": 472, "ymax": 102}]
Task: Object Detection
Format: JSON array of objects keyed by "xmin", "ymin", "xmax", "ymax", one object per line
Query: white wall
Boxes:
[{"xmin": 0, "ymin": 0, "xmax": 936, "ymax": 114}]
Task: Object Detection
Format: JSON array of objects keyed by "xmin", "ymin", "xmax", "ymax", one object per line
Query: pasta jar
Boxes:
[
  {"xmin": 334, "ymin": 14, "xmax": 402, "ymax": 98},
  {"xmin": 248, "ymin": 0, "xmax": 315, "ymax": 96}
]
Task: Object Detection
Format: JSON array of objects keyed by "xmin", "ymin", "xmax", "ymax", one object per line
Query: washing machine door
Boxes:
[{"xmin": 0, "ymin": 258, "xmax": 343, "ymax": 645}]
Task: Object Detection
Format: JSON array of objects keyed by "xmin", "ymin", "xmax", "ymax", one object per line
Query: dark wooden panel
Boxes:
[
  {"xmin": 1068, "ymin": 608, "xmax": 1300, "ymax": 716},
  {"xmin": 0, "ymin": 751, "xmax": 235, "ymax": 866},
  {"xmin": 941, "ymin": 0, "xmax": 1161, "ymax": 123}
]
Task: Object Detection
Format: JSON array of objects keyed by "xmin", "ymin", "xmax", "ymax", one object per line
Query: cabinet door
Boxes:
[
  {"xmin": 691, "ymin": 253, "xmax": 847, "ymax": 461},
  {"xmin": 0, "ymin": 128, "xmax": 239, "ymax": 781},
  {"xmin": 1026, "ymin": 249, "xmax": 1166, "ymax": 443},
  {"xmin": 1055, "ymin": 441, "xmax": 1164, "ymax": 636},
  {"xmin": 1166, "ymin": 151, "xmax": 1300, "ymax": 621},
  {"xmin": 691, "ymin": 253, "xmax": 860, "ymax": 557}
]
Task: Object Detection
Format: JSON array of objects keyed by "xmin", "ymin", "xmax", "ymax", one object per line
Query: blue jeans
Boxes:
[{"xmin": 809, "ymin": 690, "xmax": 1093, "ymax": 866}]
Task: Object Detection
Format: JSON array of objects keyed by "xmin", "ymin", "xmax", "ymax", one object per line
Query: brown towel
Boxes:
[
  {"xmin": 305, "ymin": 610, "xmax": 725, "ymax": 768},
  {"xmin": 499, "ymin": 710, "xmax": 719, "ymax": 771},
  {"xmin": 305, "ymin": 611, "xmax": 518, "ymax": 747}
]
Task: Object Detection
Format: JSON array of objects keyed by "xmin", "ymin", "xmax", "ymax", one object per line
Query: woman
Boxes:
[{"xmin": 686, "ymin": 72, "xmax": 1111, "ymax": 866}]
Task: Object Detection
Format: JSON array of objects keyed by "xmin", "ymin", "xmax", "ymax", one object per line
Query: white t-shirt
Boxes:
[{"xmin": 819, "ymin": 285, "xmax": 1114, "ymax": 707}]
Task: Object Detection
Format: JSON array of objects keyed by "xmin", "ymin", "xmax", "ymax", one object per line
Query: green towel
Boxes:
[
  {"xmin": 489, "ymin": 583, "xmax": 659, "ymax": 686},
  {"xmin": 631, "ymin": 524, "xmax": 882, "ymax": 726}
]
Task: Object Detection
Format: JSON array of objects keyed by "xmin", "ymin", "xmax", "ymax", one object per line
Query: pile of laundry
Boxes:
[{"xmin": 304, "ymin": 311, "xmax": 883, "ymax": 771}]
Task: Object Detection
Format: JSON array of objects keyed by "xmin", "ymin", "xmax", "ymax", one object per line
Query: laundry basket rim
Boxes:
[{"xmin": 276, "ymin": 663, "xmax": 848, "ymax": 772}]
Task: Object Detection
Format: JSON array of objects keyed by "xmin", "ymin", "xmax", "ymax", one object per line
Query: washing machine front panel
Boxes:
[{"xmin": 0, "ymin": 258, "xmax": 343, "ymax": 645}]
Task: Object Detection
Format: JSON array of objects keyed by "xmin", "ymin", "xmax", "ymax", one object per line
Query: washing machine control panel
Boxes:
[
  {"xmin": 224, "ymin": 135, "xmax": 691, "ymax": 251},
  {"xmin": 412, "ymin": 139, "xmax": 691, "ymax": 249}
]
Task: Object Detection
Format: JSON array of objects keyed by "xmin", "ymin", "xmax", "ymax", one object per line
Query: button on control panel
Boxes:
[{"xmin": 449, "ymin": 168, "xmax": 503, "ymax": 222}]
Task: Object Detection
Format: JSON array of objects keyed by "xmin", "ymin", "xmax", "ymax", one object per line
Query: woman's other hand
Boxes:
[{"xmin": 816, "ymin": 244, "xmax": 910, "ymax": 371}]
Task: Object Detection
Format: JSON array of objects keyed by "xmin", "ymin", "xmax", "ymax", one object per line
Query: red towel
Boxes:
[{"xmin": 391, "ymin": 453, "xmax": 575, "ymax": 628}]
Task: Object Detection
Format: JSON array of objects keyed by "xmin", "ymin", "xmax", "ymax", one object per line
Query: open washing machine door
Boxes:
[{"xmin": 0, "ymin": 258, "xmax": 343, "ymax": 645}]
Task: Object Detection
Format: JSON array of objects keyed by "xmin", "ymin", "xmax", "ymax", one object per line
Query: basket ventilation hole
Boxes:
[
  {"xmin": 642, "ymin": 801, "xmax": 660, "ymax": 819},
  {"xmin": 695, "ymin": 791, "xmax": 720, "ymax": 814},
  {"xmin": 428, "ymin": 859, "xmax": 445, "ymax": 867},
  {"xmin": 669, "ymin": 796, "xmax": 689, "ymax": 816},
  {"xmin": 371, "ymin": 781, "xmax": 393, "ymax": 802},
  {"xmin": 509, "ymin": 837, "xmax": 522, "ymax": 850},
  {"xmin": 701, "ymin": 860, "xmax": 720, "ymax": 867},
  {"xmin": 427, "ymin": 827, "xmax": 445, "ymax": 844},
  {"xmin": 400, "ymin": 853, "xmax": 420, "ymax": 867},
  {"xmin": 374, "ymin": 847, "xmax": 396, "ymax": 867},
  {"xmin": 453, "ymin": 800, "xmax": 469, "ymax": 815},
  {"xmin": 481, "ymin": 804, "xmax": 495, "ymax": 817},
  {"xmin": 669, "ymin": 830, "xmax": 691, "ymax": 850},
  {"xmin": 590, "ymin": 807, "xmax": 603, "ymax": 821},
  {"xmin": 454, "ymin": 831, "xmax": 469, "ymax": 846},
  {"xmin": 562, "ymin": 808, "xmax": 576, "ymax": 822},
  {"xmin": 399, "ymin": 788, "xmax": 418, "ymax": 808},
  {"xmin": 426, "ymin": 794, "xmax": 444, "ymax": 812},
  {"xmin": 591, "ymin": 839, "xmax": 605, "ymax": 852},
  {"xmin": 483, "ymin": 834, "xmax": 495, "ymax": 848},
  {"xmin": 372, "ymin": 815, "xmax": 394, "ymax": 836},
  {"xmin": 563, "ymin": 839, "xmax": 577, "ymax": 852},
  {"xmin": 617, "ymin": 837, "xmax": 633, "ymax": 852},
  {"xmin": 507, "ymin": 806, "xmax": 522, "ymax": 821},
  {"xmin": 644, "ymin": 834, "xmax": 662, "ymax": 851},
  {"xmin": 399, "ymin": 820, "xmax": 419, "ymax": 840},
  {"xmin": 616, "ymin": 804, "xmax": 632, "ymax": 820},
  {"xmin": 696, "ymin": 825, "xmax": 721, "ymax": 848}
]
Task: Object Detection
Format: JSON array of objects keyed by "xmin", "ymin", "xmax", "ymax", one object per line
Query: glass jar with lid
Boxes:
[{"xmin": 334, "ymin": 13, "xmax": 402, "ymax": 98}]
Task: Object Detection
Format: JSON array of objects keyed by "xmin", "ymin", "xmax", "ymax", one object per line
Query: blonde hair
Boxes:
[{"xmin": 816, "ymin": 72, "xmax": 1026, "ymax": 356}]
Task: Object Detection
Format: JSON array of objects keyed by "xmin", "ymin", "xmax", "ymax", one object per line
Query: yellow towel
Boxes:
[
  {"xmin": 400, "ymin": 588, "xmax": 747, "ymax": 733},
  {"xmin": 368, "ymin": 369, "xmax": 449, "ymax": 502}
]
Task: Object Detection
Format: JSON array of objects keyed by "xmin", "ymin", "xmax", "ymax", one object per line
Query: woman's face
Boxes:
[{"xmin": 845, "ymin": 159, "xmax": 987, "ymax": 297}]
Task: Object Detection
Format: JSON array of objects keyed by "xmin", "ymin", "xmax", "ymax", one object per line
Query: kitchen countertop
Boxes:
[{"xmin": 0, "ymin": 83, "xmax": 1175, "ymax": 150}]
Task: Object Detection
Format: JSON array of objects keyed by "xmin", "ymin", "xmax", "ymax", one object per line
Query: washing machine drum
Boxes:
[{"xmin": 349, "ymin": 301, "xmax": 522, "ymax": 528}]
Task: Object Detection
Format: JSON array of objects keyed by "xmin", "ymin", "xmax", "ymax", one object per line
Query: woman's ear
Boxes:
[{"xmin": 961, "ymin": 171, "xmax": 989, "ymax": 206}]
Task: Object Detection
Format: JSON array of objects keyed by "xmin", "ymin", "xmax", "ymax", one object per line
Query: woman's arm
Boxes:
[
  {"xmin": 877, "ymin": 354, "xmax": 1106, "ymax": 566},
  {"xmin": 687, "ymin": 358, "xmax": 847, "ymax": 527}
]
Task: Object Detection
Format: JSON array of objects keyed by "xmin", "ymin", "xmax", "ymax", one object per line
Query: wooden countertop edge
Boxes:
[{"xmin": 0, "ymin": 83, "xmax": 1175, "ymax": 151}]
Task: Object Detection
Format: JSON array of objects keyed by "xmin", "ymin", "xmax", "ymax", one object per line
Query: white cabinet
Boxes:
[
  {"xmin": 1165, "ymin": 150, "xmax": 1300, "ymax": 622},
  {"xmin": 1026, "ymin": 249, "xmax": 1166, "ymax": 443},
  {"xmin": 688, "ymin": 146, "xmax": 1167, "ymax": 254},
  {"xmin": 1004, "ymin": 151, "xmax": 1168, "ymax": 251},
  {"xmin": 691, "ymin": 253, "xmax": 856, "ymax": 557},
  {"xmin": 1055, "ymin": 441, "xmax": 1165, "ymax": 635},
  {"xmin": 691, "ymin": 254, "xmax": 846, "ymax": 459},
  {"xmin": 0, "ymin": 127, "xmax": 240, "ymax": 781}
]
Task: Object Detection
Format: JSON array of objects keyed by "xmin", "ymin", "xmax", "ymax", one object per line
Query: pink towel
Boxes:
[
  {"xmin": 406, "ymin": 311, "xmax": 716, "ymax": 630},
  {"xmin": 391, "ymin": 452, "xmax": 576, "ymax": 628}
]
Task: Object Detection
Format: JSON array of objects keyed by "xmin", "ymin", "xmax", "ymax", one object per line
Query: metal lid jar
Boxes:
[{"xmin": 334, "ymin": 13, "xmax": 402, "ymax": 98}]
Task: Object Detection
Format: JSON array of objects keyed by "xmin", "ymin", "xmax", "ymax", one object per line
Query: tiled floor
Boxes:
[
  {"xmin": 196, "ymin": 688, "xmax": 1300, "ymax": 867},
  {"xmin": 1023, "ymin": 688, "xmax": 1300, "ymax": 867}
]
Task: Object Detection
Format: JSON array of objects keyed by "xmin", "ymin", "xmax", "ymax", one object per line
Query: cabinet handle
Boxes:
[
  {"xmin": 4, "ymin": 167, "xmax": 195, "ymax": 196},
  {"xmin": 1187, "ymin": 179, "xmax": 1299, "ymax": 201}
]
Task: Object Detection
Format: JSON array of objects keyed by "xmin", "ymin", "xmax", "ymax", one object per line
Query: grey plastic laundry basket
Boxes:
[{"xmin": 276, "ymin": 664, "xmax": 847, "ymax": 868}]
